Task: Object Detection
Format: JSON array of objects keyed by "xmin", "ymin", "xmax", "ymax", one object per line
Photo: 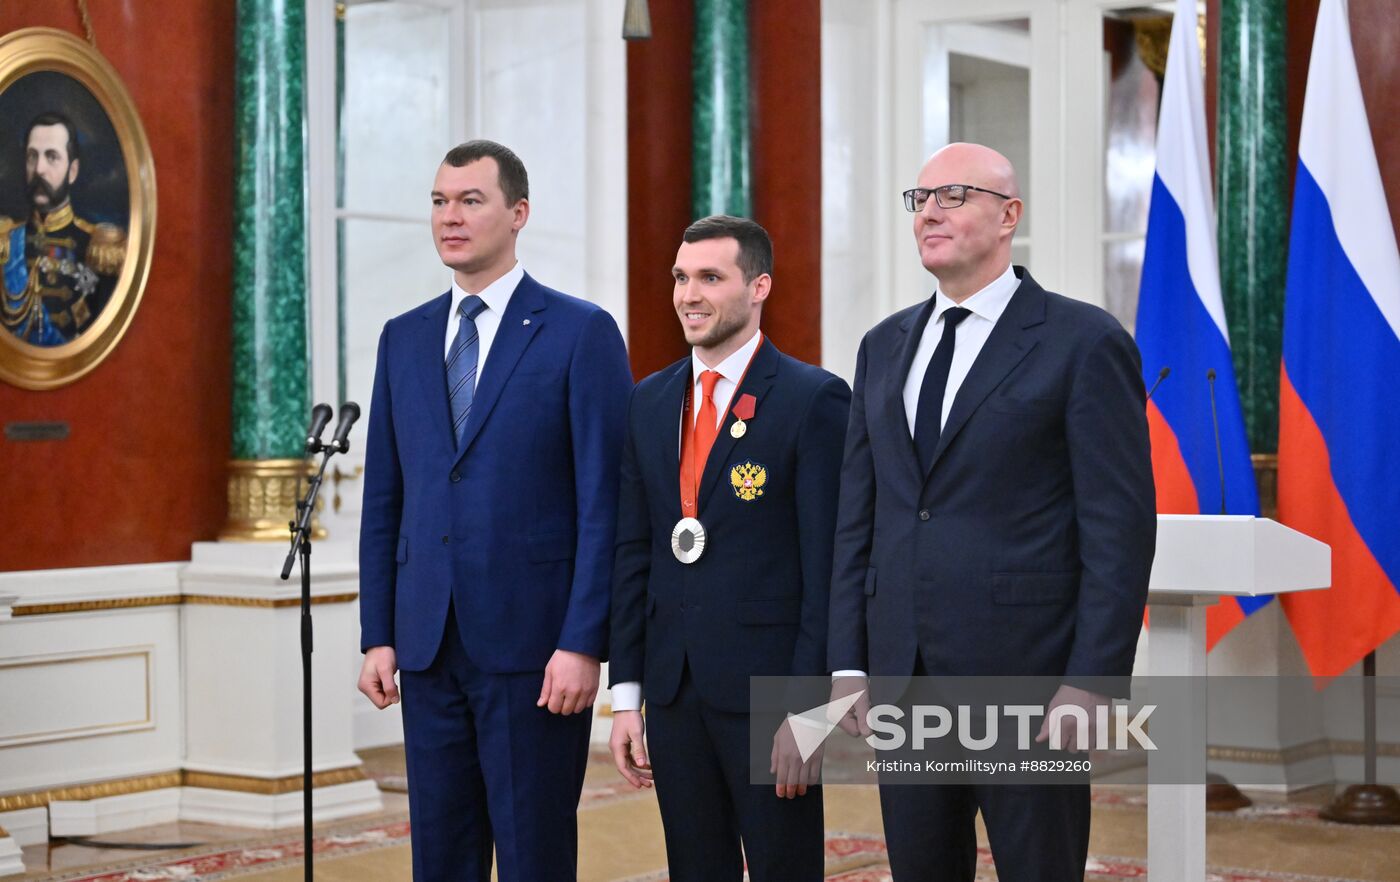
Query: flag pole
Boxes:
[{"xmin": 1319, "ymin": 652, "xmax": 1400, "ymax": 824}]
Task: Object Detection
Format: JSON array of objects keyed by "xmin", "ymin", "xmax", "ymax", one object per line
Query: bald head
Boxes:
[
  {"xmin": 920, "ymin": 142, "xmax": 1020, "ymax": 199},
  {"xmin": 911, "ymin": 142, "xmax": 1024, "ymax": 301}
]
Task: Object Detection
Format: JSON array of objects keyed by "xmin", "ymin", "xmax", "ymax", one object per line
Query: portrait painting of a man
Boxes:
[
  {"xmin": 0, "ymin": 28, "xmax": 152, "ymax": 390},
  {"xmin": 2, "ymin": 109, "xmax": 127, "ymax": 345}
]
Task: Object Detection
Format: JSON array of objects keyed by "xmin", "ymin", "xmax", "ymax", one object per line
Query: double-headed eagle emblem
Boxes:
[{"xmin": 730, "ymin": 461, "xmax": 767, "ymax": 502}]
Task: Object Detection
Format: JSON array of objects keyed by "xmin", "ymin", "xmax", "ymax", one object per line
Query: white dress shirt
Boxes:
[
  {"xmin": 443, "ymin": 261, "xmax": 526, "ymax": 379},
  {"xmin": 901, "ymin": 262, "xmax": 1019, "ymax": 435},
  {"xmin": 832, "ymin": 263, "xmax": 1019, "ymax": 681},
  {"xmin": 688, "ymin": 328, "xmax": 763, "ymax": 431},
  {"xmin": 611, "ymin": 328, "xmax": 765, "ymax": 713}
]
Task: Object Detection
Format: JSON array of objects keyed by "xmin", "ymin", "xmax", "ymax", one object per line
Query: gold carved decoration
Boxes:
[
  {"xmin": 11, "ymin": 592, "xmax": 356, "ymax": 617},
  {"xmin": 0, "ymin": 771, "xmax": 181, "ymax": 812},
  {"xmin": 11, "ymin": 595, "xmax": 182, "ymax": 616},
  {"xmin": 184, "ymin": 766, "xmax": 368, "ymax": 795},
  {"xmin": 220, "ymin": 459, "xmax": 327, "ymax": 542},
  {"xmin": 1207, "ymin": 739, "xmax": 1400, "ymax": 765},
  {"xmin": 182, "ymin": 592, "xmax": 359, "ymax": 609},
  {"xmin": 0, "ymin": 766, "xmax": 368, "ymax": 811},
  {"xmin": 0, "ymin": 29, "xmax": 157, "ymax": 389},
  {"xmin": 1132, "ymin": 14, "xmax": 1207, "ymax": 80}
]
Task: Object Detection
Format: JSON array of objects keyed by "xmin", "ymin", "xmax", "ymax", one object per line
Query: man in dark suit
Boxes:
[
  {"xmin": 608, "ymin": 216, "xmax": 850, "ymax": 881},
  {"xmin": 356, "ymin": 140, "xmax": 632, "ymax": 881},
  {"xmin": 827, "ymin": 143, "xmax": 1156, "ymax": 880}
]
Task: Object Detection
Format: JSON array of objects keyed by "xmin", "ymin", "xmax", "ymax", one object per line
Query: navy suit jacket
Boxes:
[
  {"xmin": 828, "ymin": 269, "xmax": 1156, "ymax": 691},
  {"xmin": 610, "ymin": 339, "xmax": 851, "ymax": 714},
  {"xmin": 359, "ymin": 272, "xmax": 633, "ymax": 673}
]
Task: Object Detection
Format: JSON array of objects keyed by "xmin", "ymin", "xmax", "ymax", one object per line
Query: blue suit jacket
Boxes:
[
  {"xmin": 828, "ymin": 270, "xmax": 1156, "ymax": 693},
  {"xmin": 359, "ymin": 273, "xmax": 633, "ymax": 673},
  {"xmin": 609, "ymin": 340, "xmax": 851, "ymax": 714}
]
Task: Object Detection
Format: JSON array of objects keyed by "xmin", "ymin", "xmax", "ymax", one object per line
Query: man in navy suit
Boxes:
[
  {"xmin": 608, "ymin": 216, "xmax": 850, "ymax": 881},
  {"xmin": 356, "ymin": 140, "xmax": 632, "ymax": 881},
  {"xmin": 827, "ymin": 143, "xmax": 1156, "ymax": 880}
]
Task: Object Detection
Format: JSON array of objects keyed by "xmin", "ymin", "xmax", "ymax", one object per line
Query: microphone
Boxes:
[
  {"xmin": 1145, "ymin": 367, "xmax": 1170, "ymax": 401},
  {"xmin": 329, "ymin": 402, "xmax": 361, "ymax": 454},
  {"xmin": 1206, "ymin": 369, "xmax": 1226, "ymax": 515},
  {"xmin": 304, "ymin": 403, "xmax": 333, "ymax": 453}
]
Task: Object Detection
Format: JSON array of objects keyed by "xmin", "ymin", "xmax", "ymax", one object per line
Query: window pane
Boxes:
[
  {"xmin": 342, "ymin": 2, "xmax": 451, "ymax": 217},
  {"xmin": 1105, "ymin": 237, "xmax": 1146, "ymax": 333},
  {"xmin": 1103, "ymin": 11, "xmax": 1165, "ymax": 237},
  {"xmin": 923, "ymin": 20, "xmax": 1032, "ymax": 244},
  {"xmin": 1102, "ymin": 8, "xmax": 1170, "ymax": 329},
  {"xmin": 341, "ymin": 218, "xmax": 446, "ymax": 412}
]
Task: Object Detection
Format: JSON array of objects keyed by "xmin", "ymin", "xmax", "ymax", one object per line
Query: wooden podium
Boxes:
[{"xmin": 1144, "ymin": 515, "xmax": 1330, "ymax": 882}]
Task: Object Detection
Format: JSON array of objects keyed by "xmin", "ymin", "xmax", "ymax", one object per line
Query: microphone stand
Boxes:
[{"xmin": 281, "ymin": 440, "xmax": 340, "ymax": 882}]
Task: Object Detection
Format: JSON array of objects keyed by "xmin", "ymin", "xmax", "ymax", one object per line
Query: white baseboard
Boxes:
[
  {"xmin": 0, "ymin": 835, "xmax": 23, "ymax": 878},
  {"xmin": 179, "ymin": 780, "xmax": 383, "ymax": 830},
  {"xmin": 0, "ymin": 809, "xmax": 48, "ymax": 848},
  {"xmin": 49, "ymin": 788, "xmax": 182, "ymax": 837}
]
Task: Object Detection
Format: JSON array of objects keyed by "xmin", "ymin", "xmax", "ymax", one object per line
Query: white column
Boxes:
[
  {"xmin": 0, "ymin": 831, "xmax": 23, "ymax": 878},
  {"xmin": 179, "ymin": 541, "xmax": 381, "ymax": 828},
  {"xmin": 1146, "ymin": 593, "xmax": 1211, "ymax": 882}
]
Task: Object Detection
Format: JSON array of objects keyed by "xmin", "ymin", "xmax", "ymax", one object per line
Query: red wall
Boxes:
[
  {"xmin": 625, "ymin": 0, "xmax": 693, "ymax": 380},
  {"xmin": 1285, "ymin": 0, "xmax": 1400, "ymax": 239},
  {"xmin": 0, "ymin": 2, "xmax": 234, "ymax": 571},
  {"xmin": 626, "ymin": 1, "xmax": 823, "ymax": 380}
]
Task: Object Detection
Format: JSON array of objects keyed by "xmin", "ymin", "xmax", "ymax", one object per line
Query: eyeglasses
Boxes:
[{"xmin": 902, "ymin": 184, "xmax": 1014, "ymax": 212}]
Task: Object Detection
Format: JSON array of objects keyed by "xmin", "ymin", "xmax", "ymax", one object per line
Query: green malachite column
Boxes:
[
  {"xmin": 222, "ymin": 0, "xmax": 313, "ymax": 540},
  {"xmin": 692, "ymin": 0, "xmax": 751, "ymax": 219},
  {"xmin": 336, "ymin": 4, "xmax": 347, "ymax": 405},
  {"xmin": 1216, "ymin": 0, "xmax": 1288, "ymax": 454}
]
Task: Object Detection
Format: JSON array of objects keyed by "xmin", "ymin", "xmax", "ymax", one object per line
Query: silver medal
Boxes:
[{"xmin": 670, "ymin": 516, "xmax": 707, "ymax": 564}]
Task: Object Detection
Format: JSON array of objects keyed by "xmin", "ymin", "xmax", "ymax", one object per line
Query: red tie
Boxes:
[
  {"xmin": 680, "ymin": 370, "xmax": 723, "ymax": 517},
  {"xmin": 694, "ymin": 370, "xmax": 722, "ymax": 468}
]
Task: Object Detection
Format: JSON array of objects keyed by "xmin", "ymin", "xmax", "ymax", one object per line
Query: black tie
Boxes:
[{"xmin": 914, "ymin": 306, "xmax": 972, "ymax": 472}]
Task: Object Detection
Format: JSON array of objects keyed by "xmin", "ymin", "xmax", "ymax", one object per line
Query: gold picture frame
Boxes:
[{"xmin": 0, "ymin": 28, "xmax": 156, "ymax": 390}]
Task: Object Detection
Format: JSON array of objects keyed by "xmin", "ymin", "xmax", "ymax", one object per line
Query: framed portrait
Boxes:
[{"xmin": 0, "ymin": 28, "xmax": 156, "ymax": 390}]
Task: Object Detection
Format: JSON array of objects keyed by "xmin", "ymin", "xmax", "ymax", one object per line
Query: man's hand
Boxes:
[
  {"xmin": 537, "ymin": 649, "xmax": 600, "ymax": 715},
  {"xmin": 609, "ymin": 710, "xmax": 653, "ymax": 789},
  {"xmin": 1035, "ymin": 684, "xmax": 1110, "ymax": 753},
  {"xmin": 358, "ymin": 646, "xmax": 399, "ymax": 709},
  {"xmin": 830, "ymin": 675, "xmax": 872, "ymax": 737},
  {"xmin": 770, "ymin": 719, "xmax": 823, "ymax": 799}
]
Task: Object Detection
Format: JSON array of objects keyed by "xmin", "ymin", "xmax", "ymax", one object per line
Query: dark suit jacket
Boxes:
[
  {"xmin": 828, "ymin": 269, "xmax": 1156, "ymax": 691},
  {"xmin": 359, "ymin": 272, "xmax": 633, "ymax": 673},
  {"xmin": 610, "ymin": 339, "xmax": 851, "ymax": 714}
]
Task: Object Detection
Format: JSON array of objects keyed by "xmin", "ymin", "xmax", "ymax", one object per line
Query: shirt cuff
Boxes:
[
  {"xmin": 611, "ymin": 681, "xmax": 643, "ymax": 712},
  {"xmin": 832, "ymin": 670, "xmax": 867, "ymax": 679}
]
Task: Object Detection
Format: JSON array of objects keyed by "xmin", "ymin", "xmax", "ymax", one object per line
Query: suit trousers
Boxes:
[
  {"xmin": 399, "ymin": 604, "xmax": 591, "ymax": 882},
  {"xmin": 876, "ymin": 653, "xmax": 1091, "ymax": 882},
  {"xmin": 647, "ymin": 664, "xmax": 825, "ymax": 882}
]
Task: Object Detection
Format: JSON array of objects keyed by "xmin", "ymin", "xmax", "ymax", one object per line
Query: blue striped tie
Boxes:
[{"xmin": 447, "ymin": 295, "xmax": 487, "ymax": 446}]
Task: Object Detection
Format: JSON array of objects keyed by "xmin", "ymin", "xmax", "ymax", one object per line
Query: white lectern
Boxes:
[{"xmin": 1145, "ymin": 515, "xmax": 1330, "ymax": 882}]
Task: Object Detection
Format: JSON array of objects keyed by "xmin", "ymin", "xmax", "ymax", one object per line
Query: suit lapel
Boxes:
[
  {"xmin": 923, "ymin": 273, "xmax": 1047, "ymax": 478},
  {"xmin": 885, "ymin": 298, "xmax": 937, "ymax": 484},
  {"xmin": 654, "ymin": 359, "xmax": 691, "ymax": 518},
  {"xmin": 413, "ymin": 291, "xmax": 458, "ymax": 456},
  {"xmin": 698, "ymin": 339, "xmax": 780, "ymax": 514},
  {"xmin": 452, "ymin": 274, "xmax": 546, "ymax": 466}
]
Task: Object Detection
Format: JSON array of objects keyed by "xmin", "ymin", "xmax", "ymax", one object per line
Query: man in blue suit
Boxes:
[
  {"xmin": 608, "ymin": 216, "xmax": 850, "ymax": 881},
  {"xmin": 827, "ymin": 143, "xmax": 1156, "ymax": 880},
  {"xmin": 356, "ymin": 140, "xmax": 632, "ymax": 881}
]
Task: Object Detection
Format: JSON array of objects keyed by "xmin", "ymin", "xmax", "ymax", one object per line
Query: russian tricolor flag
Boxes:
[
  {"xmin": 1278, "ymin": 0, "xmax": 1400, "ymax": 679},
  {"xmin": 1135, "ymin": 0, "xmax": 1265, "ymax": 649}
]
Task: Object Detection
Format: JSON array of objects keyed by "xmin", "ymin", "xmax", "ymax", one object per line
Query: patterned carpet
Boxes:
[{"xmin": 16, "ymin": 748, "xmax": 1400, "ymax": 882}]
